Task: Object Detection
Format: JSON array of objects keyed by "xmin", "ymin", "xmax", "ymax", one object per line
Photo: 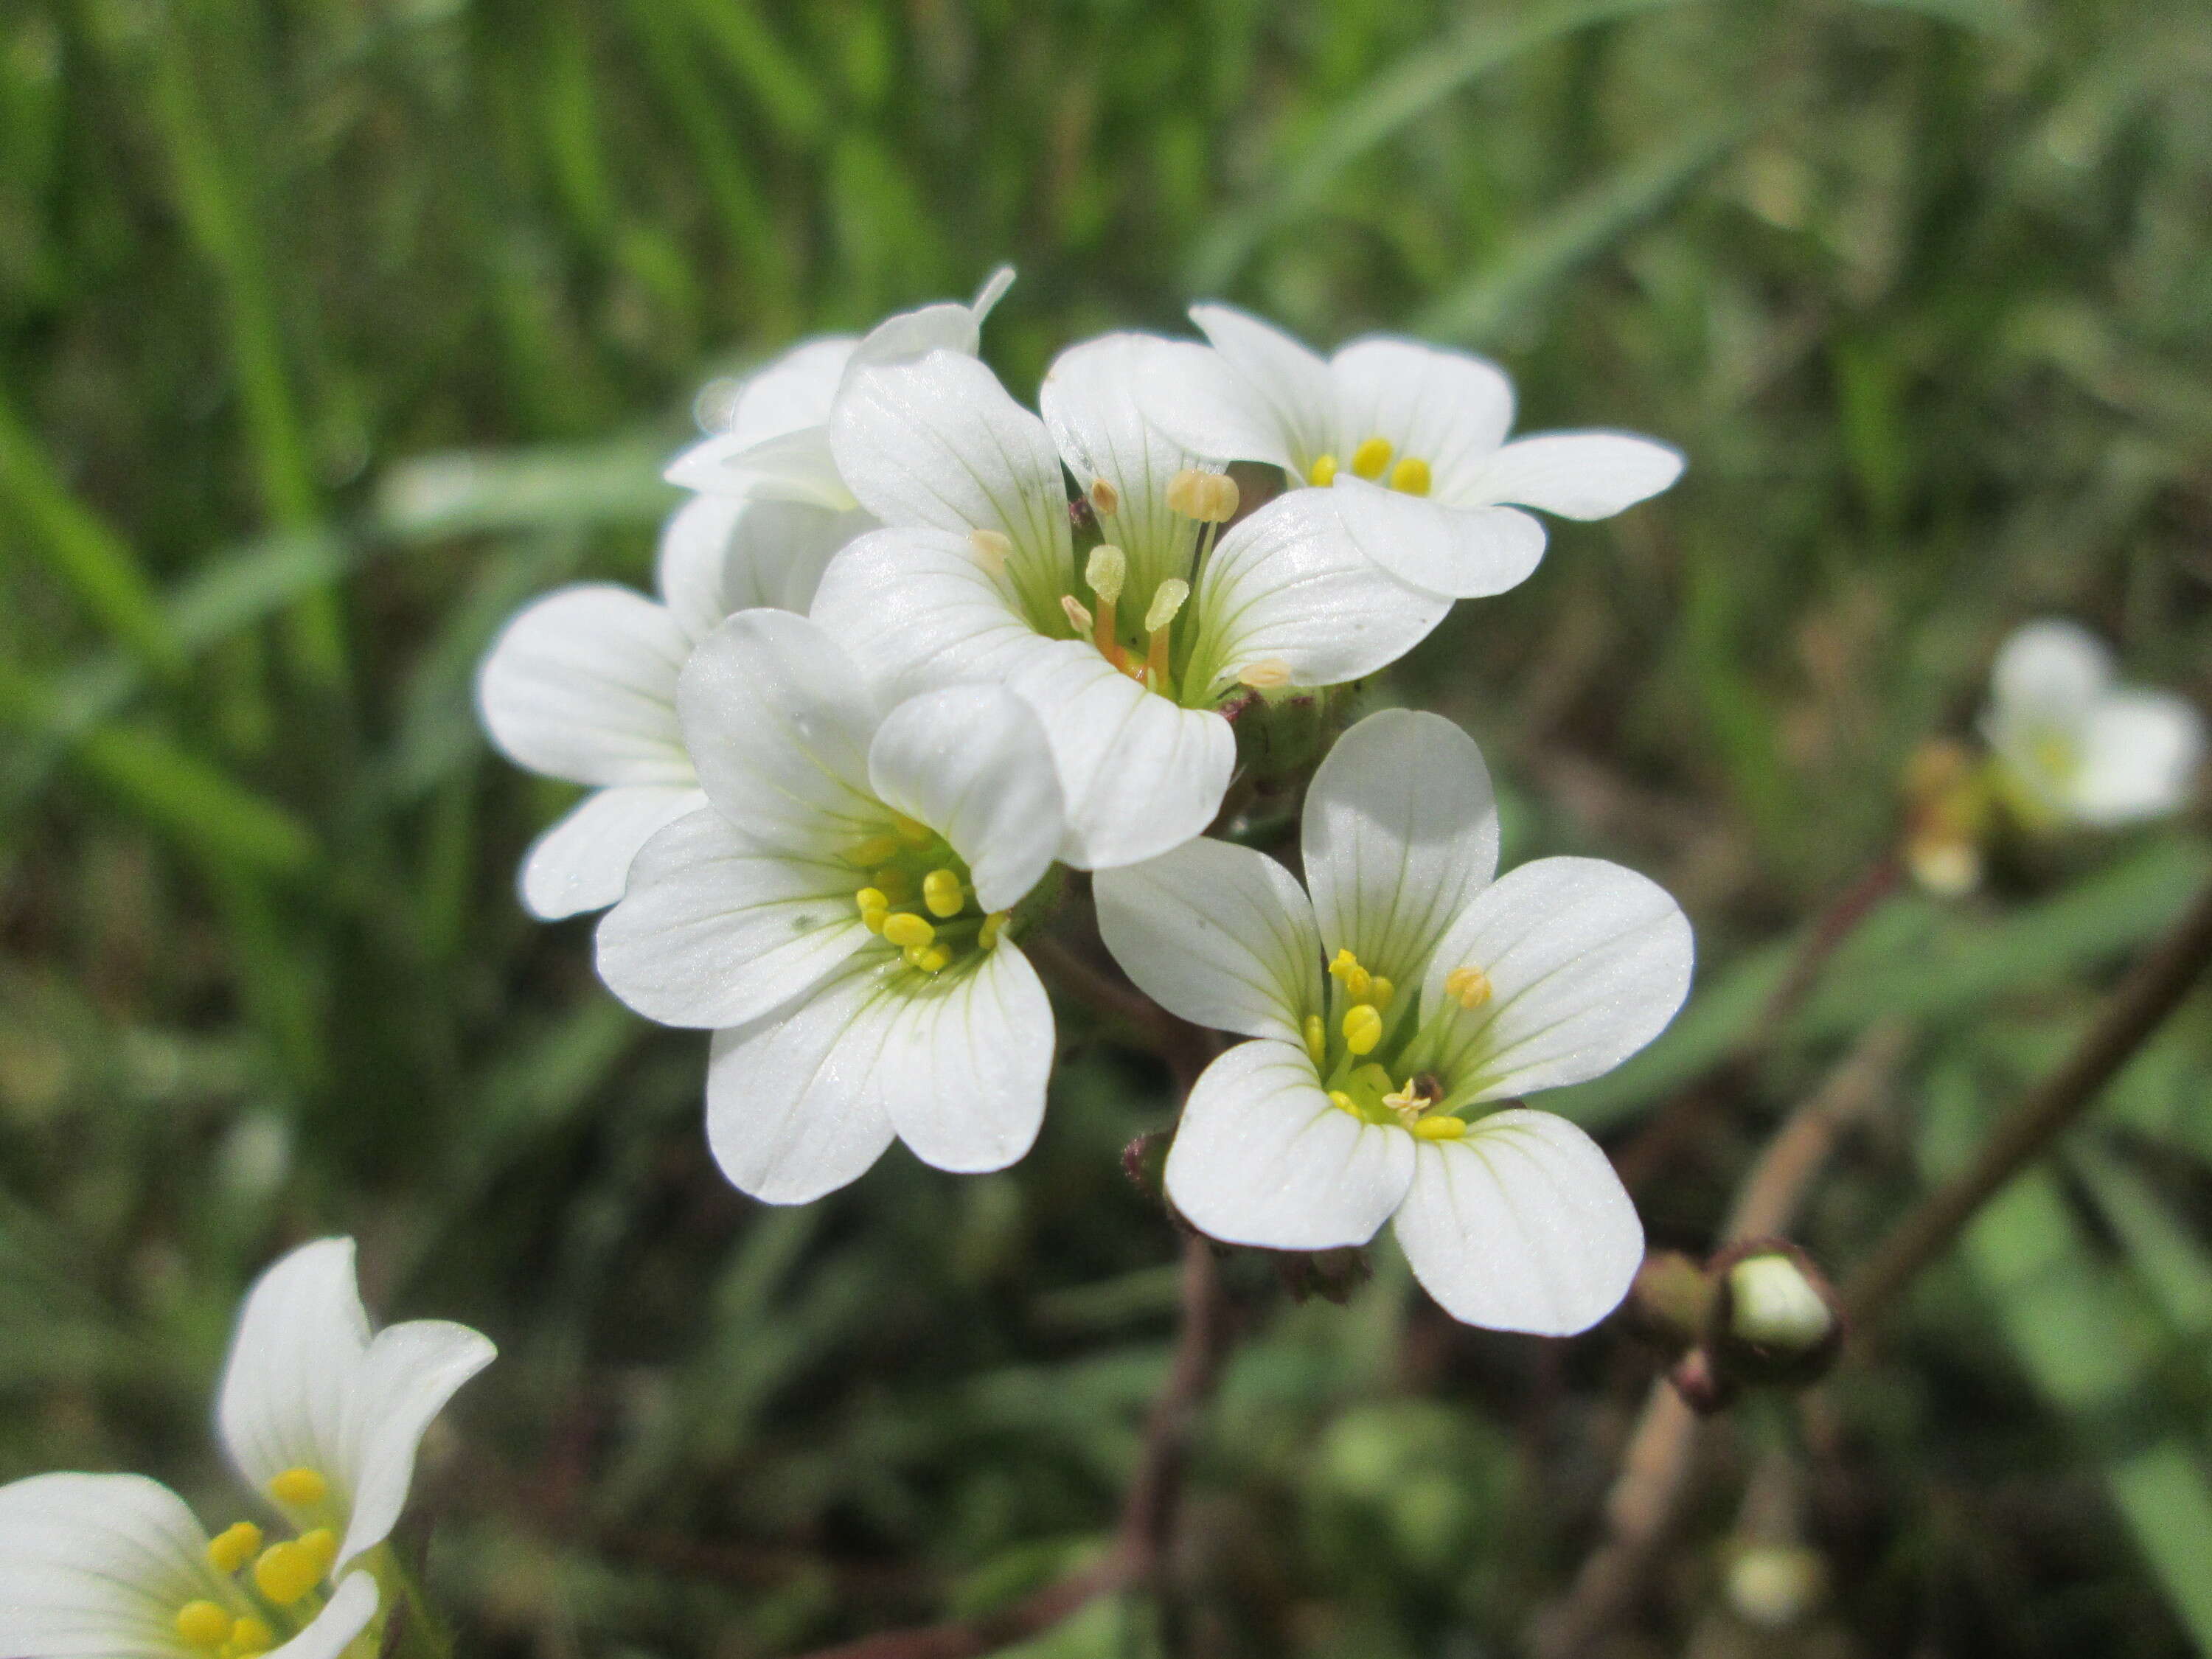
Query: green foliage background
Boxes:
[{"xmin": 3, "ymin": 0, "xmax": 2211, "ymax": 1652}]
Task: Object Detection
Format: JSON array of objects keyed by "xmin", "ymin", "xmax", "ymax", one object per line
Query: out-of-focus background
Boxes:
[{"xmin": 4, "ymin": 0, "xmax": 2211, "ymax": 1653}]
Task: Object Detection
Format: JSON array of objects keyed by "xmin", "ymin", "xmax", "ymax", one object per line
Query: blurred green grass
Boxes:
[{"xmin": 4, "ymin": 0, "xmax": 2212, "ymax": 1653}]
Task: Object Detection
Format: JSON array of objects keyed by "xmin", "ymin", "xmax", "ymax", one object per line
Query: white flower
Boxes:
[
  {"xmin": 1982, "ymin": 618, "xmax": 2204, "ymax": 828},
  {"xmin": 810, "ymin": 333, "xmax": 1452, "ymax": 868},
  {"xmin": 1095, "ymin": 709, "xmax": 1693, "ymax": 1334},
  {"xmin": 0, "ymin": 1239, "xmax": 492, "ymax": 1659},
  {"xmin": 594, "ymin": 610, "xmax": 1065, "ymax": 1204},
  {"xmin": 664, "ymin": 268, "xmax": 1015, "ymax": 507},
  {"xmin": 476, "ymin": 491, "xmax": 869, "ymax": 919},
  {"xmin": 1131, "ymin": 304, "xmax": 1684, "ymax": 599}
]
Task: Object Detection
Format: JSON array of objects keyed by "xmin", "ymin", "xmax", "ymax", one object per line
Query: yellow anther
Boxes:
[
  {"xmin": 922, "ymin": 868, "xmax": 964, "ymax": 918},
  {"xmin": 1202, "ymin": 473, "xmax": 1240, "ymax": 521},
  {"xmin": 1350, "ymin": 436, "xmax": 1394, "ymax": 479},
  {"xmin": 207, "ymin": 1520, "xmax": 262, "ymax": 1575},
  {"xmin": 229, "ymin": 1617, "xmax": 275, "ymax": 1656},
  {"xmin": 882, "ymin": 913, "xmax": 935, "ymax": 948},
  {"xmin": 267, "ymin": 1467, "xmax": 327, "ymax": 1508},
  {"xmin": 1085, "ymin": 544, "xmax": 1127, "ymax": 607},
  {"xmin": 295, "ymin": 1528, "xmax": 338, "ymax": 1578},
  {"xmin": 914, "ymin": 945, "xmax": 952, "ymax": 973},
  {"xmin": 1237, "ymin": 659, "xmax": 1293, "ymax": 689},
  {"xmin": 855, "ymin": 886, "xmax": 889, "ymax": 914},
  {"xmin": 1328, "ymin": 1090, "xmax": 1360, "ymax": 1118},
  {"xmin": 979, "ymin": 911, "xmax": 1009, "ymax": 948},
  {"xmin": 1388, "ymin": 456, "xmax": 1431, "ymax": 495},
  {"xmin": 969, "ymin": 527, "xmax": 1011, "ymax": 573},
  {"xmin": 1303, "ymin": 1013, "xmax": 1326, "ymax": 1066},
  {"xmin": 891, "ymin": 813, "xmax": 933, "ymax": 845},
  {"xmin": 1342, "ymin": 1004, "xmax": 1382, "ymax": 1056},
  {"xmin": 1307, "ymin": 453, "xmax": 1339, "ymax": 487},
  {"xmin": 251, "ymin": 1541, "xmax": 321, "ymax": 1607},
  {"xmin": 849, "ymin": 832, "xmax": 902, "ymax": 866},
  {"xmin": 1165, "ymin": 467, "xmax": 1213, "ymax": 518},
  {"xmin": 1142, "ymin": 578, "xmax": 1190, "ymax": 635},
  {"xmin": 1328, "ymin": 947, "xmax": 1359, "ymax": 981},
  {"xmin": 1369, "ymin": 976, "xmax": 1394, "ymax": 1010},
  {"xmin": 1411, "ymin": 1115, "xmax": 1467, "ymax": 1141},
  {"xmin": 1444, "ymin": 965, "xmax": 1493, "ymax": 1011},
  {"xmin": 1060, "ymin": 593, "xmax": 1095, "ymax": 636},
  {"xmin": 1088, "ymin": 476, "xmax": 1121, "ymax": 517},
  {"xmin": 176, "ymin": 1600, "xmax": 232, "ymax": 1649}
]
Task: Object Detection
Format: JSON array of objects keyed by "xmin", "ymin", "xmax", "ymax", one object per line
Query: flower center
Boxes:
[
  {"xmin": 1055, "ymin": 470, "xmax": 1239, "ymax": 707},
  {"xmin": 1301, "ymin": 948, "xmax": 1500, "ymax": 1137},
  {"xmin": 187, "ymin": 1479, "xmax": 345, "ymax": 1658},
  {"xmin": 847, "ymin": 814, "xmax": 1007, "ymax": 976},
  {"xmin": 1306, "ymin": 437, "xmax": 1431, "ymax": 496}
]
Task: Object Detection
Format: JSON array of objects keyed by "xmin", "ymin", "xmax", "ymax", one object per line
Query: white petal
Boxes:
[
  {"xmin": 1094, "ymin": 839, "xmax": 1321, "ymax": 1043},
  {"xmin": 1162, "ymin": 1039, "xmax": 1415, "ymax": 1250},
  {"xmin": 1421, "ymin": 856, "xmax": 1694, "ymax": 1102},
  {"xmin": 0, "ymin": 1472, "xmax": 209, "ymax": 1658},
  {"xmin": 1989, "ymin": 617, "xmax": 2113, "ymax": 720},
  {"xmin": 1302, "ymin": 709, "xmax": 1499, "ymax": 981},
  {"xmin": 1189, "ymin": 303, "xmax": 1335, "ymax": 470},
  {"xmin": 1322, "ymin": 476, "xmax": 1547, "ymax": 599},
  {"xmin": 676, "ymin": 611, "xmax": 883, "ymax": 851},
  {"xmin": 2069, "ymin": 690, "xmax": 2205, "ymax": 825},
  {"xmin": 827, "ymin": 351, "xmax": 1074, "ymax": 619},
  {"xmin": 725, "ymin": 337, "xmax": 859, "ymax": 448},
  {"xmin": 866, "ymin": 686, "xmax": 1066, "ymax": 911},
  {"xmin": 1461, "ymin": 431, "xmax": 1683, "ymax": 520},
  {"xmin": 332, "ymin": 1321, "xmax": 494, "ymax": 1571},
  {"xmin": 807, "ymin": 526, "xmax": 1045, "ymax": 707},
  {"xmin": 218, "ymin": 1239, "xmax": 372, "ymax": 1503},
  {"xmin": 475, "ymin": 585, "xmax": 693, "ymax": 787},
  {"xmin": 1040, "ymin": 333, "xmax": 1218, "ymax": 598},
  {"xmin": 663, "ymin": 426, "xmax": 855, "ymax": 510},
  {"xmin": 1327, "ymin": 335, "xmax": 1514, "ymax": 491},
  {"xmin": 1003, "ymin": 640, "xmax": 1236, "ymax": 869},
  {"xmin": 1394, "ymin": 1110, "xmax": 1642, "ymax": 1335},
  {"xmin": 655, "ymin": 494, "xmax": 872, "ymax": 639},
  {"xmin": 272, "ymin": 1573, "xmax": 379, "ymax": 1659},
  {"xmin": 517, "ymin": 785, "xmax": 705, "ymax": 921},
  {"xmin": 1183, "ymin": 489, "xmax": 1450, "ymax": 697},
  {"xmin": 874, "ymin": 939, "xmax": 1054, "ymax": 1173},
  {"xmin": 703, "ymin": 960, "xmax": 905, "ymax": 1203},
  {"xmin": 595, "ymin": 807, "xmax": 871, "ymax": 1029}
]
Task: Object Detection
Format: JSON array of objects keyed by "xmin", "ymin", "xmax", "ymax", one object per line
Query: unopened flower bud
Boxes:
[
  {"xmin": 1726, "ymin": 1544, "xmax": 1826, "ymax": 1630},
  {"xmin": 1726, "ymin": 1253, "xmax": 1834, "ymax": 1352},
  {"xmin": 1701, "ymin": 1238, "xmax": 1845, "ymax": 1395}
]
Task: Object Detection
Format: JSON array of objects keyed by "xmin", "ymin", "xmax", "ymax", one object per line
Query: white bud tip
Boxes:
[{"xmin": 1727, "ymin": 1256, "xmax": 1834, "ymax": 1352}]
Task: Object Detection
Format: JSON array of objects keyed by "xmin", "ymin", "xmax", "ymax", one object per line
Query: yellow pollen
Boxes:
[
  {"xmin": 267, "ymin": 1467, "xmax": 327, "ymax": 1508},
  {"xmin": 855, "ymin": 886, "xmax": 888, "ymax": 914},
  {"xmin": 1085, "ymin": 543, "xmax": 1127, "ymax": 607},
  {"xmin": 849, "ymin": 832, "xmax": 902, "ymax": 866},
  {"xmin": 207, "ymin": 1520, "xmax": 262, "ymax": 1575},
  {"xmin": 978, "ymin": 911, "xmax": 1009, "ymax": 949},
  {"xmin": 1307, "ymin": 453, "xmax": 1339, "ymax": 487},
  {"xmin": 1369, "ymin": 975, "xmax": 1395, "ymax": 1011},
  {"xmin": 1412, "ymin": 1115, "xmax": 1467, "ymax": 1141},
  {"xmin": 1388, "ymin": 456, "xmax": 1431, "ymax": 496},
  {"xmin": 295, "ymin": 1528, "xmax": 338, "ymax": 1578},
  {"xmin": 1444, "ymin": 965, "xmax": 1493, "ymax": 1011},
  {"xmin": 914, "ymin": 945, "xmax": 952, "ymax": 974},
  {"xmin": 1342, "ymin": 1004, "xmax": 1382, "ymax": 1055},
  {"xmin": 881, "ymin": 913, "xmax": 934, "ymax": 949},
  {"xmin": 251, "ymin": 1541, "xmax": 321, "ymax": 1607},
  {"xmin": 1237, "ymin": 659, "xmax": 1293, "ymax": 689},
  {"xmin": 1303, "ymin": 1013, "xmax": 1326, "ymax": 1066},
  {"xmin": 176, "ymin": 1600, "xmax": 232, "ymax": 1649},
  {"xmin": 230, "ymin": 1616, "xmax": 276, "ymax": 1656},
  {"xmin": 1165, "ymin": 468, "xmax": 1211, "ymax": 518},
  {"xmin": 1327, "ymin": 947, "xmax": 1359, "ymax": 981},
  {"xmin": 891, "ymin": 813, "xmax": 933, "ymax": 846},
  {"xmin": 922, "ymin": 868, "xmax": 964, "ymax": 918},
  {"xmin": 1088, "ymin": 476, "xmax": 1120, "ymax": 516},
  {"xmin": 1060, "ymin": 593, "xmax": 1095, "ymax": 636},
  {"xmin": 969, "ymin": 528, "xmax": 1011, "ymax": 574},
  {"xmin": 1328, "ymin": 1090, "xmax": 1360, "ymax": 1117},
  {"xmin": 1142, "ymin": 578, "xmax": 1190, "ymax": 634},
  {"xmin": 1350, "ymin": 436, "xmax": 1394, "ymax": 479}
]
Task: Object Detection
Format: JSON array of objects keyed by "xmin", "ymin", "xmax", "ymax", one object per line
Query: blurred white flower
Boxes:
[
  {"xmin": 0, "ymin": 1239, "xmax": 491, "ymax": 1659},
  {"xmin": 1982, "ymin": 618, "xmax": 2204, "ymax": 829},
  {"xmin": 1130, "ymin": 303, "xmax": 1683, "ymax": 599},
  {"xmin": 594, "ymin": 611, "xmax": 1064, "ymax": 1204},
  {"xmin": 1096, "ymin": 710, "xmax": 1692, "ymax": 1335},
  {"xmin": 810, "ymin": 333, "xmax": 1450, "ymax": 869}
]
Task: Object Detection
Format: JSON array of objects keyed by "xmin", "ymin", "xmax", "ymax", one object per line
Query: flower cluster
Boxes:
[
  {"xmin": 479, "ymin": 271, "xmax": 1694, "ymax": 1335},
  {"xmin": 1, "ymin": 1240, "xmax": 493, "ymax": 1659}
]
